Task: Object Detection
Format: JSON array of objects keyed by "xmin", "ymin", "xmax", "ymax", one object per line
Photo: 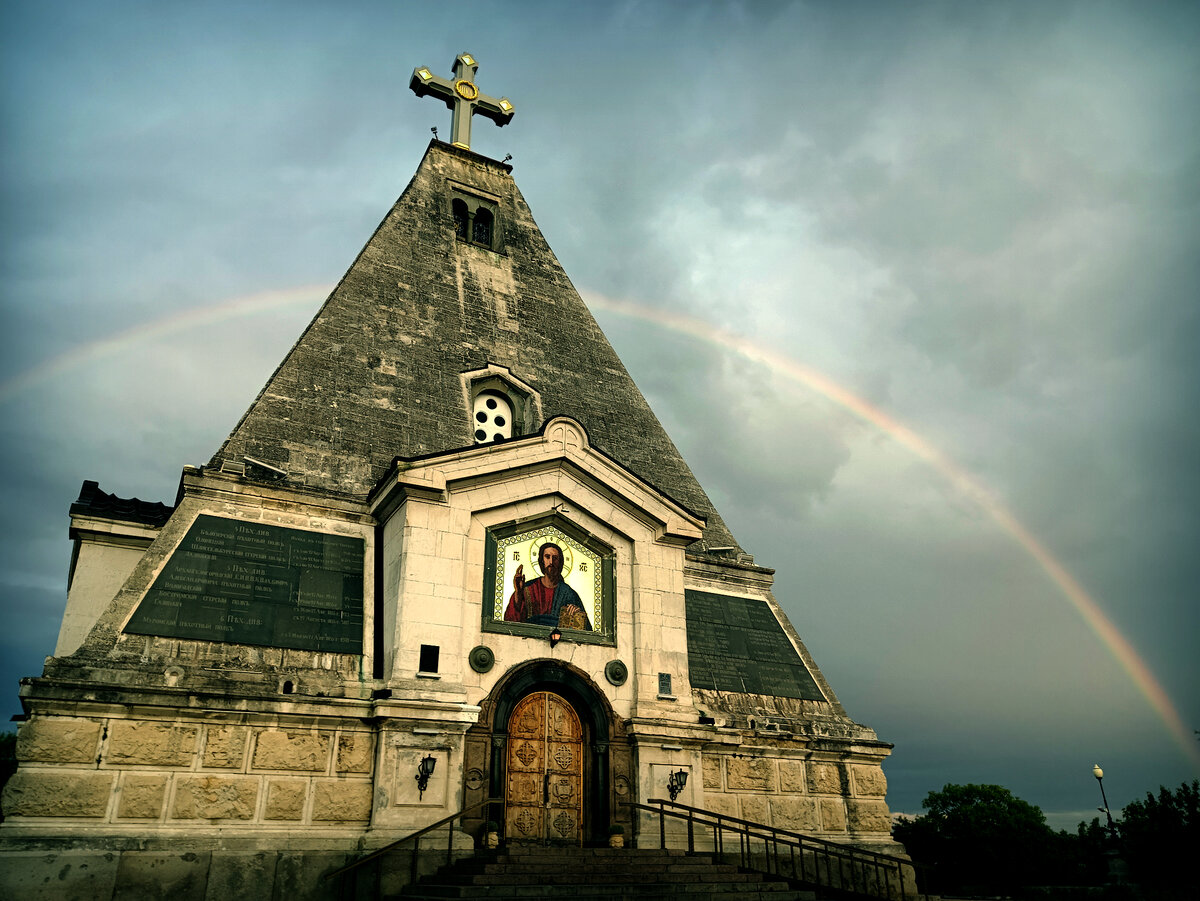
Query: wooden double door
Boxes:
[{"xmin": 505, "ymin": 691, "xmax": 584, "ymax": 843}]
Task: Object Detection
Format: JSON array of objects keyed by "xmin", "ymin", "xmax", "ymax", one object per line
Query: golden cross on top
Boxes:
[{"xmin": 410, "ymin": 53, "xmax": 514, "ymax": 151}]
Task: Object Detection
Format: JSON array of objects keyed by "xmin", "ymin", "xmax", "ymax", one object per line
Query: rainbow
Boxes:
[
  {"xmin": 584, "ymin": 291, "xmax": 1200, "ymax": 771},
  {"xmin": 4, "ymin": 283, "xmax": 1196, "ymax": 769},
  {"xmin": 0, "ymin": 285, "xmax": 332, "ymax": 404}
]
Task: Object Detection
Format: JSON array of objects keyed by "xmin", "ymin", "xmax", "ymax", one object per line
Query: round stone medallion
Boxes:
[
  {"xmin": 604, "ymin": 659, "xmax": 628, "ymax": 686},
  {"xmin": 468, "ymin": 645, "xmax": 495, "ymax": 673}
]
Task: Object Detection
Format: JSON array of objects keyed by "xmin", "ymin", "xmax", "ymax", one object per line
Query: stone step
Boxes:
[
  {"xmin": 396, "ymin": 848, "xmax": 823, "ymax": 901},
  {"xmin": 402, "ymin": 894, "xmax": 817, "ymax": 901},
  {"xmin": 400, "ymin": 887, "xmax": 816, "ymax": 900},
  {"xmin": 429, "ymin": 872, "xmax": 771, "ymax": 886},
  {"xmin": 457, "ymin": 862, "xmax": 752, "ymax": 878}
]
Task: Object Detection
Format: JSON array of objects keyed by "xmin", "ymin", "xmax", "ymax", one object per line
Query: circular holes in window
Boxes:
[{"xmin": 472, "ymin": 392, "xmax": 513, "ymax": 444}]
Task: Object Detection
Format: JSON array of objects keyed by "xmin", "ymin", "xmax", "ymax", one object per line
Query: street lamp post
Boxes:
[
  {"xmin": 1092, "ymin": 764, "xmax": 1115, "ymax": 833},
  {"xmin": 1091, "ymin": 764, "xmax": 1129, "ymax": 885}
]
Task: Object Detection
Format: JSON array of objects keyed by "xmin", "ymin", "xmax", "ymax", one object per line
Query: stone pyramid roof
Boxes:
[{"xmin": 211, "ymin": 141, "xmax": 739, "ymax": 552}]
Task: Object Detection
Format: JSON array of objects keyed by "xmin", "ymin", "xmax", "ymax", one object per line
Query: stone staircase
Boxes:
[{"xmin": 395, "ymin": 845, "xmax": 819, "ymax": 900}]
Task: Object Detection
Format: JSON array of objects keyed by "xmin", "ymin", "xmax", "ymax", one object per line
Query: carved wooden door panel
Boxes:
[{"xmin": 505, "ymin": 691, "xmax": 583, "ymax": 843}]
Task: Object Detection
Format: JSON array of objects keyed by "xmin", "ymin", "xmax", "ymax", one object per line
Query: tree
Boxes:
[
  {"xmin": 1117, "ymin": 780, "xmax": 1199, "ymax": 897},
  {"xmin": 893, "ymin": 783, "xmax": 1058, "ymax": 894}
]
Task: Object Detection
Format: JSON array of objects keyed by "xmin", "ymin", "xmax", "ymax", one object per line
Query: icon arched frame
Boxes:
[{"xmin": 482, "ymin": 515, "xmax": 615, "ymax": 646}]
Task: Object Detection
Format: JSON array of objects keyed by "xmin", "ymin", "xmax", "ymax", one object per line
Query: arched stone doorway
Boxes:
[{"xmin": 463, "ymin": 660, "xmax": 633, "ymax": 845}]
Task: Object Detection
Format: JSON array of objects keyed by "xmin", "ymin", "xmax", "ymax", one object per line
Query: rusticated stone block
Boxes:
[
  {"xmin": 701, "ymin": 755, "xmax": 722, "ymax": 790},
  {"xmin": 335, "ymin": 733, "xmax": 373, "ymax": 774},
  {"xmin": 203, "ymin": 726, "xmax": 248, "ymax": 768},
  {"xmin": 726, "ymin": 757, "xmax": 775, "ymax": 792},
  {"xmin": 739, "ymin": 794, "xmax": 769, "ymax": 825},
  {"xmin": 2, "ymin": 771, "xmax": 113, "ymax": 817},
  {"xmin": 806, "ymin": 762, "xmax": 842, "ymax": 795},
  {"xmin": 704, "ymin": 793, "xmax": 738, "ymax": 817},
  {"xmin": 264, "ymin": 780, "xmax": 307, "ymax": 820},
  {"xmin": 819, "ymin": 798, "xmax": 846, "ymax": 832},
  {"xmin": 252, "ymin": 730, "xmax": 331, "ymax": 772},
  {"xmin": 171, "ymin": 776, "xmax": 258, "ymax": 820},
  {"xmin": 778, "ymin": 760, "xmax": 805, "ymax": 792},
  {"xmin": 770, "ymin": 796, "xmax": 819, "ymax": 832},
  {"xmin": 118, "ymin": 774, "xmax": 169, "ymax": 818},
  {"xmin": 851, "ymin": 764, "xmax": 887, "ymax": 797},
  {"xmin": 16, "ymin": 718, "xmax": 101, "ymax": 764},
  {"xmin": 311, "ymin": 781, "xmax": 372, "ymax": 822},
  {"xmin": 847, "ymin": 799, "xmax": 892, "ymax": 833},
  {"xmin": 107, "ymin": 721, "xmax": 198, "ymax": 767}
]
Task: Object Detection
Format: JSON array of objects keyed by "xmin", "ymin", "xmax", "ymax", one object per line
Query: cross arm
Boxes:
[
  {"xmin": 409, "ymin": 67, "xmax": 457, "ymax": 109},
  {"xmin": 473, "ymin": 91, "xmax": 515, "ymax": 127}
]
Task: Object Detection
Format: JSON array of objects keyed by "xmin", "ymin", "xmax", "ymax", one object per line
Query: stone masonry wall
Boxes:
[
  {"xmin": 701, "ymin": 751, "xmax": 892, "ymax": 838},
  {"xmin": 208, "ymin": 141, "xmax": 739, "ymax": 552},
  {"xmin": 3, "ymin": 715, "xmax": 374, "ymax": 827}
]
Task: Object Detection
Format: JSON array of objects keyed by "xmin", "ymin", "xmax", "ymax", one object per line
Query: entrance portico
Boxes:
[{"xmin": 464, "ymin": 660, "xmax": 634, "ymax": 845}]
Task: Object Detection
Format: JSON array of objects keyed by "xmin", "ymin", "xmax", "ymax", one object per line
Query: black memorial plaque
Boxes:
[
  {"xmin": 685, "ymin": 589, "xmax": 824, "ymax": 701},
  {"xmin": 125, "ymin": 515, "xmax": 364, "ymax": 653}
]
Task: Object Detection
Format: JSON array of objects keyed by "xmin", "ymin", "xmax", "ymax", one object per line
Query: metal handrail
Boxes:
[
  {"xmin": 626, "ymin": 797, "xmax": 915, "ymax": 901},
  {"xmin": 325, "ymin": 796, "xmax": 501, "ymax": 894}
]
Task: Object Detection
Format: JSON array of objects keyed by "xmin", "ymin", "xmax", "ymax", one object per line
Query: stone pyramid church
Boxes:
[{"xmin": 2, "ymin": 53, "xmax": 900, "ymax": 896}]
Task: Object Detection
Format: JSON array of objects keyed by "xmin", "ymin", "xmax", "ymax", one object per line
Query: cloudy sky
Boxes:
[{"xmin": 2, "ymin": 1, "xmax": 1197, "ymax": 828}]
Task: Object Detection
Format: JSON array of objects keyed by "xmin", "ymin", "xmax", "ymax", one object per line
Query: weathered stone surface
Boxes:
[
  {"xmin": 335, "ymin": 733, "xmax": 373, "ymax": 774},
  {"xmin": 117, "ymin": 774, "xmax": 169, "ymax": 818},
  {"xmin": 107, "ymin": 721, "xmax": 198, "ymax": 767},
  {"xmin": 203, "ymin": 852, "xmax": 277, "ymax": 901},
  {"xmin": 311, "ymin": 780, "xmax": 372, "ymax": 822},
  {"xmin": 210, "ymin": 142, "xmax": 739, "ymax": 551},
  {"xmin": 847, "ymin": 799, "xmax": 892, "ymax": 833},
  {"xmin": 171, "ymin": 776, "xmax": 258, "ymax": 820},
  {"xmin": 265, "ymin": 779, "xmax": 308, "ymax": 820},
  {"xmin": 252, "ymin": 730, "xmax": 331, "ymax": 772},
  {"xmin": 271, "ymin": 851, "xmax": 354, "ymax": 901},
  {"xmin": 701, "ymin": 755, "xmax": 723, "ymax": 790},
  {"xmin": 819, "ymin": 798, "xmax": 847, "ymax": 832},
  {"xmin": 16, "ymin": 718, "xmax": 101, "ymax": 764},
  {"xmin": 769, "ymin": 796, "xmax": 819, "ymax": 832},
  {"xmin": 113, "ymin": 851, "xmax": 209, "ymax": 901},
  {"xmin": 202, "ymin": 726, "xmax": 248, "ymax": 769},
  {"xmin": 851, "ymin": 764, "xmax": 887, "ymax": 797},
  {"xmin": 740, "ymin": 794, "xmax": 769, "ymax": 825},
  {"xmin": 726, "ymin": 757, "xmax": 775, "ymax": 792},
  {"xmin": 806, "ymin": 762, "xmax": 843, "ymax": 795},
  {"xmin": 2, "ymin": 771, "xmax": 113, "ymax": 817},
  {"xmin": 778, "ymin": 759, "xmax": 806, "ymax": 792},
  {"xmin": 0, "ymin": 850, "xmax": 120, "ymax": 901},
  {"xmin": 703, "ymin": 792, "xmax": 738, "ymax": 817}
]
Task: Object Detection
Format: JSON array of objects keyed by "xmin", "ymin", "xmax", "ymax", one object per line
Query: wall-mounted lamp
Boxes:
[
  {"xmin": 416, "ymin": 753, "xmax": 437, "ymax": 799},
  {"xmin": 548, "ymin": 628, "xmax": 562, "ymax": 648},
  {"xmin": 667, "ymin": 768, "xmax": 688, "ymax": 802}
]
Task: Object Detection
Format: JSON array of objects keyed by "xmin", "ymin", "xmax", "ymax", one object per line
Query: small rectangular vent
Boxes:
[{"xmin": 419, "ymin": 644, "xmax": 440, "ymax": 673}]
